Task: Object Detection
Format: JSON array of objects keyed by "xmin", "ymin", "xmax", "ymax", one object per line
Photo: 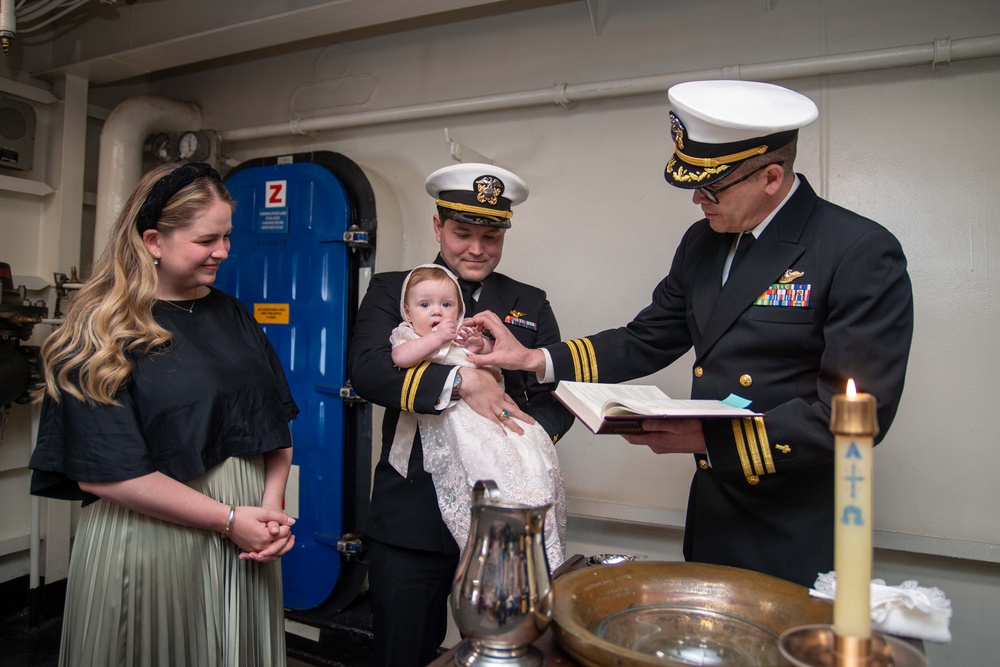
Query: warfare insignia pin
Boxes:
[
  {"xmin": 508, "ymin": 309, "xmax": 526, "ymax": 318},
  {"xmin": 779, "ymin": 270, "xmax": 804, "ymax": 283}
]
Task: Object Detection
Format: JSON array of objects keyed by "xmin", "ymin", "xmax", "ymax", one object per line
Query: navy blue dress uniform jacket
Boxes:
[
  {"xmin": 349, "ymin": 263, "xmax": 574, "ymax": 554},
  {"xmin": 547, "ymin": 177, "xmax": 913, "ymax": 586}
]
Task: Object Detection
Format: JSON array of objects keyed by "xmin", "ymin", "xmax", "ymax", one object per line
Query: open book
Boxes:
[{"xmin": 554, "ymin": 381, "xmax": 763, "ymax": 435}]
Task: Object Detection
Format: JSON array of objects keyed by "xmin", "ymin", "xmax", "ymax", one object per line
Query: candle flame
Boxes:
[{"xmin": 847, "ymin": 378, "xmax": 857, "ymax": 397}]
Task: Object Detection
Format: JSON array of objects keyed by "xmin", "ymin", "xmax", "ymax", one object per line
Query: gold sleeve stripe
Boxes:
[
  {"xmin": 741, "ymin": 417, "xmax": 765, "ymax": 477},
  {"xmin": 400, "ymin": 364, "xmax": 416, "ymax": 410},
  {"xmin": 566, "ymin": 340, "xmax": 583, "ymax": 382},
  {"xmin": 754, "ymin": 417, "xmax": 775, "ymax": 474},
  {"xmin": 400, "ymin": 361, "xmax": 431, "ymax": 412},
  {"xmin": 731, "ymin": 418, "xmax": 754, "ymax": 481},
  {"xmin": 400, "ymin": 368, "xmax": 413, "ymax": 408},
  {"xmin": 580, "ymin": 337, "xmax": 598, "ymax": 383},
  {"xmin": 571, "ymin": 339, "xmax": 589, "ymax": 382},
  {"xmin": 566, "ymin": 338, "xmax": 598, "ymax": 383},
  {"xmin": 569, "ymin": 340, "xmax": 590, "ymax": 382}
]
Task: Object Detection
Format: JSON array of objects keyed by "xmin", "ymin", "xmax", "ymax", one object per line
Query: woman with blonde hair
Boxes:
[{"xmin": 30, "ymin": 162, "xmax": 298, "ymax": 667}]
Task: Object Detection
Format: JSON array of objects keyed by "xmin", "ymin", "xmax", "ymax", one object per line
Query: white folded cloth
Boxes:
[{"xmin": 810, "ymin": 571, "xmax": 952, "ymax": 643}]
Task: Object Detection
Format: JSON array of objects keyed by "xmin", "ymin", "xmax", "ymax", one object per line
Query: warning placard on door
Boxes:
[
  {"xmin": 254, "ymin": 303, "xmax": 290, "ymax": 324},
  {"xmin": 258, "ymin": 209, "xmax": 289, "ymax": 233}
]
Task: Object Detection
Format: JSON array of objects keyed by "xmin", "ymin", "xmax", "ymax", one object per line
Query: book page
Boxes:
[
  {"xmin": 604, "ymin": 398, "xmax": 753, "ymax": 417},
  {"xmin": 560, "ymin": 382, "xmax": 670, "ymax": 413}
]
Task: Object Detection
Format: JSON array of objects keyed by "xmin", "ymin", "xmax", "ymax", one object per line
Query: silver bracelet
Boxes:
[{"xmin": 220, "ymin": 505, "xmax": 236, "ymax": 539}]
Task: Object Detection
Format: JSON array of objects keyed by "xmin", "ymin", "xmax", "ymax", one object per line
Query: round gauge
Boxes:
[
  {"xmin": 177, "ymin": 130, "xmax": 209, "ymax": 161},
  {"xmin": 149, "ymin": 132, "xmax": 176, "ymax": 162}
]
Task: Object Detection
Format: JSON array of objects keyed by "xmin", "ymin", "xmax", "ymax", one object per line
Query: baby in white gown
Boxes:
[{"xmin": 388, "ymin": 264, "xmax": 566, "ymax": 568}]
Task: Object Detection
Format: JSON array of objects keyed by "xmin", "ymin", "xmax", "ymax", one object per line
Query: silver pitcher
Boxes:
[{"xmin": 451, "ymin": 480, "xmax": 554, "ymax": 667}]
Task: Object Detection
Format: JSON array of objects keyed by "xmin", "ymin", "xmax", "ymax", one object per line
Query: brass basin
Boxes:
[{"xmin": 553, "ymin": 561, "xmax": 833, "ymax": 667}]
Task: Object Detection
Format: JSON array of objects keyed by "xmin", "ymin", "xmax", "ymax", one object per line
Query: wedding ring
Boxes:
[{"xmin": 497, "ymin": 409, "xmax": 510, "ymax": 422}]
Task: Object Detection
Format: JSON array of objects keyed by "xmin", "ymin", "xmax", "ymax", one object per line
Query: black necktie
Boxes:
[
  {"xmin": 459, "ymin": 279, "xmax": 480, "ymax": 316},
  {"xmin": 731, "ymin": 232, "xmax": 755, "ymax": 271}
]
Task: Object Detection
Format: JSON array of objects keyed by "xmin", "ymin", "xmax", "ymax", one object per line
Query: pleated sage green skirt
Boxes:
[{"xmin": 58, "ymin": 455, "xmax": 286, "ymax": 667}]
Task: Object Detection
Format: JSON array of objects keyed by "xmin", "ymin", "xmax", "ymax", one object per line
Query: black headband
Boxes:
[{"xmin": 136, "ymin": 162, "xmax": 222, "ymax": 235}]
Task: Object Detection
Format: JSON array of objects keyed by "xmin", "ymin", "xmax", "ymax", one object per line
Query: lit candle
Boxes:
[{"xmin": 830, "ymin": 379, "xmax": 878, "ymax": 650}]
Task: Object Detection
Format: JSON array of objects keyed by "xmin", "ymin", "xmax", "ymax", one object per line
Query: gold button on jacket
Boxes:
[
  {"xmin": 693, "ymin": 366, "xmax": 704, "ymax": 378},
  {"xmin": 739, "ymin": 374, "xmax": 752, "ymax": 387}
]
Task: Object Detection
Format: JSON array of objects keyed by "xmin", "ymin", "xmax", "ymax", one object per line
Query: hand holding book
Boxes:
[{"xmin": 619, "ymin": 416, "xmax": 709, "ymax": 455}]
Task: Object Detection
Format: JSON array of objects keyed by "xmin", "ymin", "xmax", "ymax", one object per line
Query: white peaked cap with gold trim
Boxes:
[
  {"xmin": 425, "ymin": 162, "xmax": 529, "ymax": 228},
  {"xmin": 665, "ymin": 80, "xmax": 818, "ymax": 188}
]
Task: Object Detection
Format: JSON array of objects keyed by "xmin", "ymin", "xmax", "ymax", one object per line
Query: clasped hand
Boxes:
[
  {"xmin": 231, "ymin": 506, "xmax": 297, "ymax": 562},
  {"xmin": 431, "ymin": 320, "xmax": 490, "ymax": 353},
  {"xmin": 465, "ymin": 311, "xmax": 546, "ymax": 374},
  {"xmin": 456, "ymin": 324, "xmax": 489, "ymax": 353}
]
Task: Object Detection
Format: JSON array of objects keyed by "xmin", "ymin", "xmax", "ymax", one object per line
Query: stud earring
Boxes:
[{"xmin": 153, "ymin": 258, "xmax": 159, "ymax": 266}]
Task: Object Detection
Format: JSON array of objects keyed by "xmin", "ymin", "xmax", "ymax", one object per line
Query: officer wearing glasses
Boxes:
[{"xmin": 469, "ymin": 80, "xmax": 914, "ymax": 587}]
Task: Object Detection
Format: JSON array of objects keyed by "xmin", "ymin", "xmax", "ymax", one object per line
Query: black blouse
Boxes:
[{"xmin": 29, "ymin": 288, "xmax": 298, "ymax": 503}]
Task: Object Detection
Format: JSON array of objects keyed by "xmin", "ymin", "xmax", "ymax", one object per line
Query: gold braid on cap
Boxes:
[
  {"xmin": 435, "ymin": 199, "xmax": 513, "ymax": 220},
  {"xmin": 674, "ymin": 143, "xmax": 770, "ymax": 168},
  {"xmin": 667, "ymin": 157, "xmax": 731, "ymax": 183}
]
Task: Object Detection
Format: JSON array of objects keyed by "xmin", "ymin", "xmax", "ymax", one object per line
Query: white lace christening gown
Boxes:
[{"xmin": 390, "ymin": 323, "xmax": 567, "ymax": 568}]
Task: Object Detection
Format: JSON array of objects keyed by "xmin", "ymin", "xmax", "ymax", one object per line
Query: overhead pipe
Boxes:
[
  {"xmin": 93, "ymin": 94, "xmax": 203, "ymax": 261},
  {"xmin": 220, "ymin": 33, "xmax": 1000, "ymax": 144}
]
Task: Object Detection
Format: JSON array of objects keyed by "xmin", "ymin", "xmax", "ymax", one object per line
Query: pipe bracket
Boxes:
[
  {"xmin": 552, "ymin": 83, "xmax": 572, "ymax": 109},
  {"xmin": 932, "ymin": 37, "xmax": 952, "ymax": 72},
  {"xmin": 288, "ymin": 118, "xmax": 316, "ymax": 137}
]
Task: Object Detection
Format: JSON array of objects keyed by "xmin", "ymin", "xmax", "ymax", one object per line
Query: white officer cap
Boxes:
[
  {"xmin": 425, "ymin": 162, "xmax": 529, "ymax": 229},
  {"xmin": 664, "ymin": 80, "xmax": 818, "ymax": 189}
]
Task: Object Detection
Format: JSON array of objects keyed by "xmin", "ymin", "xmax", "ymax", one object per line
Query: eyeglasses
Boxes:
[{"xmin": 697, "ymin": 161, "xmax": 784, "ymax": 205}]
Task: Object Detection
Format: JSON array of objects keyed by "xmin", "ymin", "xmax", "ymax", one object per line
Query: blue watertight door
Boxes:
[{"xmin": 218, "ymin": 156, "xmax": 369, "ymax": 611}]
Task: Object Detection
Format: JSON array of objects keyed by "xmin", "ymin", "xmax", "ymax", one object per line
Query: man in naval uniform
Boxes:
[
  {"xmin": 470, "ymin": 80, "xmax": 913, "ymax": 587},
  {"xmin": 348, "ymin": 162, "xmax": 573, "ymax": 666}
]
